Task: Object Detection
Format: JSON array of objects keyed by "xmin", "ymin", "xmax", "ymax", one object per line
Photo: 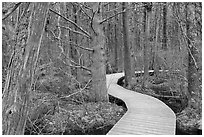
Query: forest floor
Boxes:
[
  {"xmin": 25, "ymin": 90, "xmax": 126, "ymax": 135},
  {"xmin": 119, "ymin": 70, "xmax": 202, "ymax": 135},
  {"xmin": 24, "ymin": 73, "xmax": 127, "ymax": 135}
]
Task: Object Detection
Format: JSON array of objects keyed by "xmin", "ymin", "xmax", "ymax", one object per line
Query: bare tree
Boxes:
[
  {"xmin": 2, "ymin": 3, "xmax": 49, "ymax": 134},
  {"xmin": 142, "ymin": 3, "xmax": 152, "ymax": 88},
  {"xmin": 90, "ymin": 3, "xmax": 108, "ymax": 101},
  {"xmin": 153, "ymin": 2, "xmax": 161, "ymax": 77},
  {"xmin": 162, "ymin": 2, "xmax": 167, "ymax": 50},
  {"xmin": 122, "ymin": 2, "xmax": 133, "ymax": 87},
  {"xmin": 185, "ymin": 3, "xmax": 200, "ymax": 106}
]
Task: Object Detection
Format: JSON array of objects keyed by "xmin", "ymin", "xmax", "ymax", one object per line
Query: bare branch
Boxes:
[
  {"xmin": 18, "ymin": 3, "xmax": 30, "ymax": 22},
  {"xmin": 90, "ymin": 11, "xmax": 97, "ymax": 35},
  {"xmin": 69, "ymin": 41, "xmax": 94, "ymax": 52},
  {"xmin": 104, "ymin": 7, "xmax": 121, "ymax": 13},
  {"xmin": 100, "ymin": 10, "xmax": 126, "ymax": 24},
  {"xmin": 49, "ymin": 29, "xmax": 60, "ymax": 40},
  {"xmin": 79, "ymin": 3, "xmax": 92, "ymax": 10},
  {"xmin": 48, "ymin": 29, "xmax": 93, "ymax": 52},
  {"xmin": 103, "ymin": 2, "xmax": 111, "ymax": 7},
  {"xmin": 57, "ymin": 25, "xmax": 91, "ymax": 39},
  {"xmin": 173, "ymin": 7, "xmax": 199, "ymax": 70},
  {"xmin": 152, "ymin": 94, "xmax": 180, "ymax": 98},
  {"xmin": 3, "ymin": 2, "xmax": 22, "ymax": 20},
  {"xmin": 74, "ymin": 3, "xmax": 92, "ymax": 19},
  {"xmin": 49, "ymin": 8, "xmax": 92, "ymax": 39},
  {"xmin": 60, "ymin": 78, "xmax": 92, "ymax": 99},
  {"xmin": 70, "ymin": 60, "xmax": 91, "ymax": 72}
]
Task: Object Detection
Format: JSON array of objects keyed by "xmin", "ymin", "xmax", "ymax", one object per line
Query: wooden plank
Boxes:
[{"xmin": 106, "ymin": 73, "xmax": 176, "ymax": 135}]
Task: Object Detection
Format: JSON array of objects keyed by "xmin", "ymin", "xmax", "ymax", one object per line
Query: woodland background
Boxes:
[{"xmin": 2, "ymin": 2, "xmax": 202, "ymax": 135}]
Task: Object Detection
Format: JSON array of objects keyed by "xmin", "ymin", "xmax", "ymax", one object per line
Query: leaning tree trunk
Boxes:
[
  {"xmin": 122, "ymin": 2, "xmax": 133, "ymax": 87},
  {"xmin": 90, "ymin": 3, "xmax": 108, "ymax": 102},
  {"xmin": 2, "ymin": 3, "xmax": 49, "ymax": 135}
]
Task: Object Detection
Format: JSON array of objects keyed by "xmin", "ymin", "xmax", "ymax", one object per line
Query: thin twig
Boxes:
[
  {"xmin": 60, "ymin": 79, "xmax": 92, "ymax": 99},
  {"xmin": 49, "ymin": 29, "xmax": 60, "ymax": 40},
  {"xmin": 100, "ymin": 10, "xmax": 126, "ymax": 24},
  {"xmin": 57, "ymin": 25, "xmax": 91, "ymax": 39},
  {"xmin": 152, "ymin": 94, "xmax": 180, "ymax": 98},
  {"xmin": 49, "ymin": 8, "xmax": 92, "ymax": 39},
  {"xmin": 48, "ymin": 29, "xmax": 93, "ymax": 52},
  {"xmin": 173, "ymin": 6, "xmax": 198, "ymax": 70},
  {"xmin": 104, "ymin": 7, "xmax": 121, "ymax": 13},
  {"xmin": 75, "ymin": 3, "xmax": 91, "ymax": 19},
  {"xmin": 70, "ymin": 41, "xmax": 94, "ymax": 52},
  {"xmin": 103, "ymin": 2, "xmax": 110, "ymax": 7},
  {"xmin": 79, "ymin": 3, "xmax": 92, "ymax": 10},
  {"xmin": 2, "ymin": 2, "xmax": 22, "ymax": 20},
  {"xmin": 70, "ymin": 60, "xmax": 91, "ymax": 72},
  {"xmin": 90, "ymin": 11, "xmax": 97, "ymax": 35},
  {"xmin": 18, "ymin": 3, "xmax": 30, "ymax": 23}
]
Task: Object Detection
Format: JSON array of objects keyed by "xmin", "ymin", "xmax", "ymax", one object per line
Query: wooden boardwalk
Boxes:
[{"xmin": 106, "ymin": 72, "xmax": 176, "ymax": 135}]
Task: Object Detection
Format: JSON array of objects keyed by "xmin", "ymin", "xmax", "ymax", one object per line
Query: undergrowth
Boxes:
[
  {"xmin": 25, "ymin": 64, "xmax": 126, "ymax": 135},
  {"xmin": 121, "ymin": 70, "xmax": 201, "ymax": 134},
  {"xmin": 25, "ymin": 91, "xmax": 125, "ymax": 135}
]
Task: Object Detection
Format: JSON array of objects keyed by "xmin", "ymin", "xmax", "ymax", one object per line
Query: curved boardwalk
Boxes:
[{"xmin": 106, "ymin": 72, "xmax": 176, "ymax": 135}]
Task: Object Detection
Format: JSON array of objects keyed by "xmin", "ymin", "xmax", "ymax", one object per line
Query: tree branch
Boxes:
[
  {"xmin": 100, "ymin": 10, "xmax": 126, "ymax": 24},
  {"xmin": 173, "ymin": 7, "xmax": 199, "ymax": 70},
  {"xmin": 48, "ymin": 29, "xmax": 93, "ymax": 52},
  {"xmin": 69, "ymin": 41, "xmax": 94, "ymax": 52},
  {"xmin": 49, "ymin": 29, "xmax": 60, "ymax": 40},
  {"xmin": 104, "ymin": 7, "xmax": 121, "ymax": 13},
  {"xmin": 49, "ymin": 8, "xmax": 92, "ymax": 39},
  {"xmin": 70, "ymin": 60, "xmax": 91, "ymax": 72},
  {"xmin": 74, "ymin": 3, "xmax": 92, "ymax": 19},
  {"xmin": 103, "ymin": 2, "xmax": 111, "ymax": 7},
  {"xmin": 90, "ymin": 11, "xmax": 97, "ymax": 35},
  {"xmin": 57, "ymin": 25, "xmax": 91, "ymax": 39},
  {"xmin": 60, "ymin": 78, "xmax": 92, "ymax": 99},
  {"xmin": 2, "ymin": 2, "xmax": 22, "ymax": 20},
  {"xmin": 79, "ymin": 3, "xmax": 92, "ymax": 10}
]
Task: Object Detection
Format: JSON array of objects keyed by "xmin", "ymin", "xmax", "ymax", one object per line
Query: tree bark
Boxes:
[
  {"xmin": 90, "ymin": 3, "xmax": 108, "ymax": 102},
  {"xmin": 186, "ymin": 3, "xmax": 199, "ymax": 106},
  {"xmin": 154, "ymin": 2, "xmax": 161, "ymax": 77},
  {"xmin": 2, "ymin": 3, "xmax": 49, "ymax": 135},
  {"xmin": 71, "ymin": 4, "xmax": 81, "ymax": 81},
  {"xmin": 58, "ymin": 2, "xmax": 71, "ymax": 74},
  {"xmin": 162, "ymin": 2, "xmax": 167, "ymax": 50},
  {"xmin": 114, "ymin": 2, "xmax": 118, "ymax": 71},
  {"xmin": 142, "ymin": 3, "xmax": 152, "ymax": 88},
  {"xmin": 122, "ymin": 2, "xmax": 133, "ymax": 87}
]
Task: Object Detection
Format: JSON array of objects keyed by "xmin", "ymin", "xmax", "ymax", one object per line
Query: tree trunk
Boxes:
[
  {"xmin": 154, "ymin": 2, "xmax": 161, "ymax": 77},
  {"xmin": 162, "ymin": 2, "xmax": 167, "ymax": 50},
  {"xmin": 71, "ymin": 4, "xmax": 81, "ymax": 81},
  {"xmin": 90, "ymin": 3, "xmax": 108, "ymax": 102},
  {"xmin": 186, "ymin": 3, "xmax": 199, "ymax": 106},
  {"xmin": 133, "ymin": 3, "xmax": 140, "ymax": 70},
  {"xmin": 122, "ymin": 2, "xmax": 133, "ymax": 87},
  {"xmin": 142, "ymin": 3, "xmax": 152, "ymax": 88},
  {"xmin": 2, "ymin": 3, "xmax": 49, "ymax": 135},
  {"xmin": 118, "ymin": 4, "xmax": 124, "ymax": 72},
  {"xmin": 114, "ymin": 2, "xmax": 118, "ymax": 71},
  {"xmin": 58, "ymin": 2, "xmax": 71, "ymax": 74}
]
